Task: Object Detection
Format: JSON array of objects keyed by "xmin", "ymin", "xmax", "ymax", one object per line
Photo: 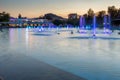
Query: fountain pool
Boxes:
[{"xmin": 0, "ymin": 28, "xmax": 120, "ymax": 80}]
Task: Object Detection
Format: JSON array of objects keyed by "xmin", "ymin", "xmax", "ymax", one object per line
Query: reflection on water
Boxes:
[
  {"xmin": 0, "ymin": 28, "xmax": 120, "ymax": 80},
  {"xmin": 68, "ymin": 36, "xmax": 120, "ymax": 40}
]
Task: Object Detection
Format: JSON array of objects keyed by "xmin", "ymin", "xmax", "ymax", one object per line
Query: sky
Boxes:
[{"xmin": 0, "ymin": 0, "xmax": 120, "ymax": 18}]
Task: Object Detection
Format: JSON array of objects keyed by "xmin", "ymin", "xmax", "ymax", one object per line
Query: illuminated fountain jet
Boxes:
[
  {"xmin": 92, "ymin": 15, "xmax": 96, "ymax": 37},
  {"xmin": 38, "ymin": 26, "xmax": 44, "ymax": 31},
  {"xmin": 79, "ymin": 16, "xmax": 86, "ymax": 33},
  {"xmin": 103, "ymin": 14, "xmax": 111, "ymax": 34}
]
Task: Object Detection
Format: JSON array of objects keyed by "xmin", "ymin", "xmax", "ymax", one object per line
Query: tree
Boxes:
[
  {"xmin": 67, "ymin": 13, "xmax": 79, "ymax": 26},
  {"xmin": 67, "ymin": 19, "xmax": 79, "ymax": 26},
  {"xmin": 53, "ymin": 19, "xmax": 66, "ymax": 26},
  {"xmin": 18, "ymin": 14, "xmax": 22, "ymax": 19},
  {"xmin": 0, "ymin": 11, "xmax": 10, "ymax": 22},
  {"xmin": 39, "ymin": 15, "xmax": 44, "ymax": 19},
  {"xmin": 117, "ymin": 8, "xmax": 120, "ymax": 18},
  {"xmin": 108, "ymin": 6, "xmax": 118, "ymax": 20},
  {"xmin": 97, "ymin": 10, "xmax": 106, "ymax": 27},
  {"xmin": 87, "ymin": 8, "xmax": 94, "ymax": 25},
  {"xmin": 97, "ymin": 11, "xmax": 106, "ymax": 18},
  {"xmin": 88, "ymin": 8, "xmax": 94, "ymax": 17}
]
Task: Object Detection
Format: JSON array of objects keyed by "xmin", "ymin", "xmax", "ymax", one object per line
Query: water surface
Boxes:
[{"xmin": 0, "ymin": 28, "xmax": 120, "ymax": 80}]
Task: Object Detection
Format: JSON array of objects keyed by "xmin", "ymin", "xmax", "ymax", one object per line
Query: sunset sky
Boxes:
[{"xmin": 0, "ymin": 0, "xmax": 120, "ymax": 18}]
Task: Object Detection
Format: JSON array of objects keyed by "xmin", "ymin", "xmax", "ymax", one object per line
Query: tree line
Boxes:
[
  {"xmin": 53, "ymin": 6, "xmax": 120, "ymax": 27},
  {"xmin": 0, "ymin": 6, "xmax": 120, "ymax": 27},
  {"xmin": 0, "ymin": 12, "xmax": 10, "ymax": 22}
]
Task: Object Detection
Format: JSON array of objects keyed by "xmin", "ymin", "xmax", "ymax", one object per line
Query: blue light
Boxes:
[{"xmin": 86, "ymin": 25, "xmax": 91, "ymax": 30}]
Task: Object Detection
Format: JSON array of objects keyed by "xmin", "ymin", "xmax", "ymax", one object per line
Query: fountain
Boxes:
[
  {"xmin": 79, "ymin": 16, "xmax": 86, "ymax": 33},
  {"xmin": 103, "ymin": 14, "xmax": 111, "ymax": 34},
  {"xmin": 108, "ymin": 14, "xmax": 111, "ymax": 29},
  {"xmin": 93, "ymin": 15, "xmax": 96, "ymax": 36},
  {"xmin": 28, "ymin": 13, "xmax": 115, "ymax": 38}
]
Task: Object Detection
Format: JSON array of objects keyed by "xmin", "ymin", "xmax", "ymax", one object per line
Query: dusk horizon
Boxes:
[
  {"xmin": 0, "ymin": 0, "xmax": 120, "ymax": 80},
  {"xmin": 0, "ymin": 0, "xmax": 120, "ymax": 18}
]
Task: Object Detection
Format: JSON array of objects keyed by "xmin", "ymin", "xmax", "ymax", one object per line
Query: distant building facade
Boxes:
[
  {"xmin": 9, "ymin": 17, "xmax": 52, "ymax": 27},
  {"xmin": 68, "ymin": 13, "xmax": 78, "ymax": 19}
]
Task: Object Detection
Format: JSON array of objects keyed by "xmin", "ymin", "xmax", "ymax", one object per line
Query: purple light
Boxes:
[
  {"xmin": 79, "ymin": 16, "xmax": 86, "ymax": 34},
  {"xmin": 79, "ymin": 16, "xmax": 85, "ymax": 30},
  {"xmin": 80, "ymin": 16, "xmax": 83, "ymax": 29},
  {"xmin": 93, "ymin": 15, "xmax": 96, "ymax": 35},
  {"xmin": 108, "ymin": 14, "xmax": 111, "ymax": 29},
  {"xmin": 103, "ymin": 15, "xmax": 111, "ymax": 33},
  {"xmin": 104, "ymin": 15, "xmax": 107, "ymax": 32}
]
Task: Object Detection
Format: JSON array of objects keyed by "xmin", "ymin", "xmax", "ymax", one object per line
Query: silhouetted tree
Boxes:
[
  {"xmin": 108, "ymin": 6, "xmax": 118, "ymax": 20},
  {"xmin": 83, "ymin": 14, "xmax": 88, "ymax": 18},
  {"xmin": 67, "ymin": 19, "xmax": 79, "ymax": 26},
  {"xmin": 87, "ymin": 8, "xmax": 94, "ymax": 25},
  {"xmin": 18, "ymin": 14, "xmax": 22, "ymax": 19},
  {"xmin": 97, "ymin": 10, "xmax": 106, "ymax": 27},
  {"xmin": 53, "ymin": 19, "xmax": 66, "ymax": 26},
  {"xmin": 88, "ymin": 8, "xmax": 94, "ymax": 17},
  {"xmin": 67, "ymin": 13, "xmax": 79, "ymax": 26},
  {"xmin": 39, "ymin": 15, "xmax": 44, "ymax": 19},
  {"xmin": 117, "ymin": 8, "xmax": 120, "ymax": 18},
  {"xmin": 0, "ymin": 11, "xmax": 10, "ymax": 22}
]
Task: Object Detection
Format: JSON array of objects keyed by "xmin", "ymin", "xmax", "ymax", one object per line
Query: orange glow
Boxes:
[{"xmin": 1, "ymin": 0, "xmax": 119, "ymax": 18}]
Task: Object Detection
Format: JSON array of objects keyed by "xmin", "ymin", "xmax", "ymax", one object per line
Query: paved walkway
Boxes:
[{"xmin": 0, "ymin": 53, "xmax": 86, "ymax": 80}]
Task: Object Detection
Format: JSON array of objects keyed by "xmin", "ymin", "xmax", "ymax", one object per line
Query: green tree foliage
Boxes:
[
  {"xmin": 108, "ymin": 6, "xmax": 118, "ymax": 20},
  {"xmin": 0, "ymin": 12, "xmax": 10, "ymax": 22}
]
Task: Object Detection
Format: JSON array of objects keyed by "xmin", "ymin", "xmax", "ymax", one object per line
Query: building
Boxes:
[
  {"xmin": 8, "ymin": 17, "xmax": 52, "ymax": 27},
  {"xmin": 68, "ymin": 13, "xmax": 78, "ymax": 19}
]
